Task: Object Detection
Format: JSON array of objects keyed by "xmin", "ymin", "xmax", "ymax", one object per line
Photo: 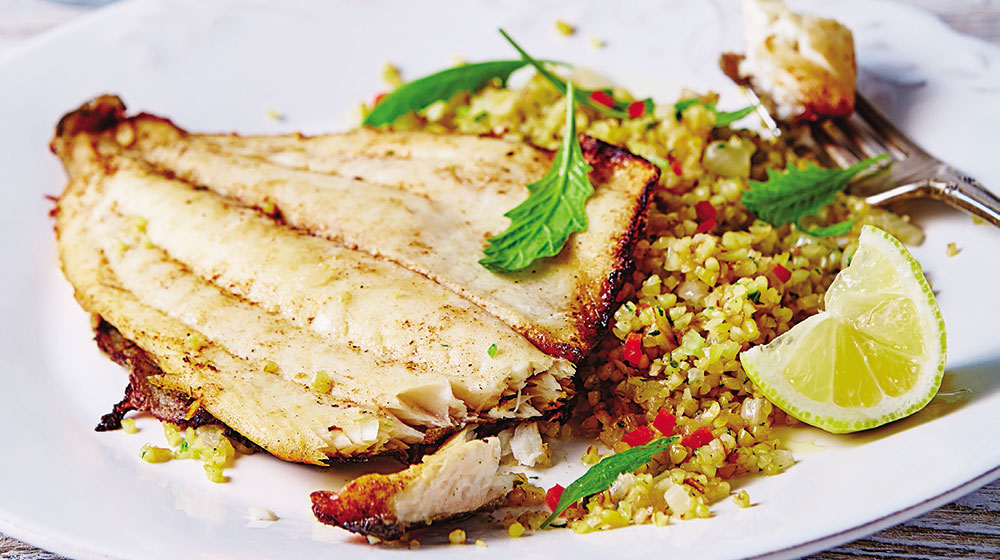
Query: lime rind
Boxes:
[{"xmin": 739, "ymin": 225, "xmax": 946, "ymax": 434}]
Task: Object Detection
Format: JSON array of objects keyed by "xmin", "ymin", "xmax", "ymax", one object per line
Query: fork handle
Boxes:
[
  {"xmin": 865, "ymin": 168, "xmax": 1000, "ymax": 227},
  {"xmin": 938, "ymin": 169, "xmax": 1000, "ymax": 226}
]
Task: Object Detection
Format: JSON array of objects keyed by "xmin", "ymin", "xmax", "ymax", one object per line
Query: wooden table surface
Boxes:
[{"xmin": 1, "ymin": 0, "xmax": 997, "ymax": 558}]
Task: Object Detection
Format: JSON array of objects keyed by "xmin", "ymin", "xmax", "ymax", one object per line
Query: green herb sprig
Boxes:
[
  {"xmin": 499, "ymin": 29, "xmax": 652, "ymax": 120},
  {"xmin": 673, "ymin": 98, "xmax": 756, "ymax": 128},
  {"xmin": 541, "ymin": 436, "xmax": 678, "ymax": 528},
  {"xmin": 363, "ymin": 60, "xmax": 530, "ymax": 127},
  {"xmin": 479, "ymin": 81, "xmax": 594, "ymax": 272},
  {"xmin": 742, "ymin": 154, "xmax": 889, "ymax": 237}
]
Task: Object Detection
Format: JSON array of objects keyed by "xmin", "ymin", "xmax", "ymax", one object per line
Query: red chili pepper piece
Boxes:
[
  {"xmin": 589, "ymin": 90, "xmax": 616, "ymax": 109},
  {"xmin": 667, "ymin": 153, "xmax": 683, "ymax": 176},
  {"xmin": 623, "ymin": 332, "xmax": 643, "ymax": 366},
  {"xmin": 623, "ymin": 425, "xmax": 654, "ymax": 447},
  {"xmin": 694, "ymin": 200, "xmax": 717, "ymax": 222},
  {"xmin": 681, "ymin": 426, "xmax": 713, "ymax": 448},
  {"xmin": 627, "ymin": 100, "xmax": 646, "ymax": 119},
  {"xmin": 653, "ymin": 409, "xmax": 676, "ymax": 435},
  {"xmin": 773, "ymin": 264, "xmax": 791, "ymax": 283},
  {"xmin": 696, "ymin": 218, "xmax": 716, "ymax": 234},
  {"xmin": 372, "ymin": 92, "xmax": 387, "ymax": 107},
  {"xmin": 545, "ymin": 484, "xmax": 565, "ymax": 512}
]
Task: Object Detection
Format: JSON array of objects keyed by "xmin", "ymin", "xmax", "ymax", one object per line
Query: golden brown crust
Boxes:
[
  {"xmin": 310, "ymin": 433, "xmax": 514, "ymax": 540},
  {"xmin": 311, "ymin": 477, "xmax": 405, "ymax": 540},
  {"xmin": 310, "ymin": 485, "xmax": 506, "ymax": 541},
  {"xmin": 550, "ymin": 135, "xmax": 657, "ymax": 362},
  {"xmin": 52, "ymin": 94, "xmax": 127, "ymax": 143}
]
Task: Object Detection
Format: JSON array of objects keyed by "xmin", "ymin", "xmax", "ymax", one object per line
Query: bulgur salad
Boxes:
[{"xmin": 337, "ymin": 29, "xmax": 938, "ymax": 535}]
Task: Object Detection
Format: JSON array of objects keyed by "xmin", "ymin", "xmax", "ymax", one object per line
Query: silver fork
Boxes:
[{"xmin": 803, "ymin": 93, "xmax": 1000, "ymax": 227}]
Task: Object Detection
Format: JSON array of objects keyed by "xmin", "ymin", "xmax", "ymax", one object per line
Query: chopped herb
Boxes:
[
  {"xmin": 479, "ymin": 81, "xmax": 594, "ymax": 272},
  {"xmin": 802, "ymin": 219, "xmax": 855, "ymax": 238},
  {"xmin": 742, "ymin": 154, "xmax": 889, "ymax": 230},
  {"xmin": 747, "ymin": 290, "xmax": 761, "ymax": 304},
  {"xmin": 440, "ymin": 343, "xmax": 450, "ymax": 348},
  {"xmin": 669, "ymin": 360, "xmax": 679, "ymax": 368},
  {"xmin": 487, "ymin": 343, "xmax": 498, "ymax": 358},
  {"xmin": 540, "ymin": 436, "xmax": 678, "ymax": 528},
  {"xmin": 645, "ymin": 153, "xmax": 670, "ymax": 171},
  {"xmin": 714, "ymin": 105, "xmax": 758, "ymax": 127},
  {"xmin": 648, "ymin": 330, "xmax": 660, "ymax": 336},
  {"xmin": 673, "ymin": 98, "xmax": 756, "ymax": 128},
  {"xmin": 179, "ymin": 440, "xmax": 189, "ymax": 453},
  {"xmin": 363, "ymin": 60, "xmax": 531, "ymax": 127}
]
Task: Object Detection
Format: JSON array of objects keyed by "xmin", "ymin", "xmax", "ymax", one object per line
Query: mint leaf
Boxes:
[
  {"xmin": 802, "ymin": 219, "xmax": 855, "ymax": 238},
  {"xmin": 673, "ymin": 98, "xmax": 755, "ymax": 128},
  {"xmin": 742, "ymin": 154, "xmax": 889, "ymax": 228},
  {"xmin": 363, "ymin": 60, "xmax": 529, "ymax": 127},
  {"xmin": 540, "ymin": 436, "xmax": 678, "ymax": 529},
  {"xmin": 479, "ymin": 82, "xmax": 594, "ymax": 272},
  {"xmin": 499, "ymin": 29, "xmax": 645, "ymax": 119}
]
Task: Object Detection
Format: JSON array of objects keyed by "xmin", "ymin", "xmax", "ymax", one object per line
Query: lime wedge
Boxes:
[{"xmin": 740, "ymin": 226, "xmax": 947, "ymax": 433}]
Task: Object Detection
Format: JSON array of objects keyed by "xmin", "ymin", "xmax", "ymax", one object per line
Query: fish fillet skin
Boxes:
[
  {"xmin": 92, "ymin": 316, "xmax": 222, "ymax": 433},
  {"xmin": 108, "ymin": 101, "xmax": 659, "ymax": 362},
  {"xmin": 311, "ymin": 429, "xmax": 516, "ymax": 540},
  {"xmin": 52, "ymin": 97, "xmax": 581, "ymax": 464}
]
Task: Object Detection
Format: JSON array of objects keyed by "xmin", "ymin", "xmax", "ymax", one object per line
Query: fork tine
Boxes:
[
  {"xmin": 853, "ymin": 94, "xmax": 931, "ymax": 160},
  {"xmin": 738, "ymin": 83, "xmax": 1000, "ymax": 227},
  {"xmin": 840, "ymin": 113, "xmax": 901, "ymax": 160},
  {"xmin": 810, "ymin": 120, "xmax": 863, "ymax": 167}
]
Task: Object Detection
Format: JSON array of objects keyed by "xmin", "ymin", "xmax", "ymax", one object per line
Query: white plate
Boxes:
[{"xmin": 2, "ymin": 1, "xmax": 999, "ymax": 558}]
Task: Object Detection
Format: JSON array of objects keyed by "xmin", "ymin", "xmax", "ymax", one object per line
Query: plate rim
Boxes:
[{"xmin": 2, "ymin": 1, "xmax": 1000, "ymax": 558}]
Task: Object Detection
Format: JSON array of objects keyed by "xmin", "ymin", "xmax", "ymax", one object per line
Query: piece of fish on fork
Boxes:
[{"xmin": 802, "ymin": 93, "xmax": 1000, "ymax": 227}]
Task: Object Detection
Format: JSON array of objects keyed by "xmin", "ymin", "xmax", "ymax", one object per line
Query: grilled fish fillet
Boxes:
[
  {"xmin": 51, "ymin": 95, "xmax": 657, "ymax": 466},
  {"xmin": 116, "ymin": 109, "xmax": 657, "ymax": 362},
  {"xmin": 311, "ymin": 428, "xmax": 515, "ymax": 540}
]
